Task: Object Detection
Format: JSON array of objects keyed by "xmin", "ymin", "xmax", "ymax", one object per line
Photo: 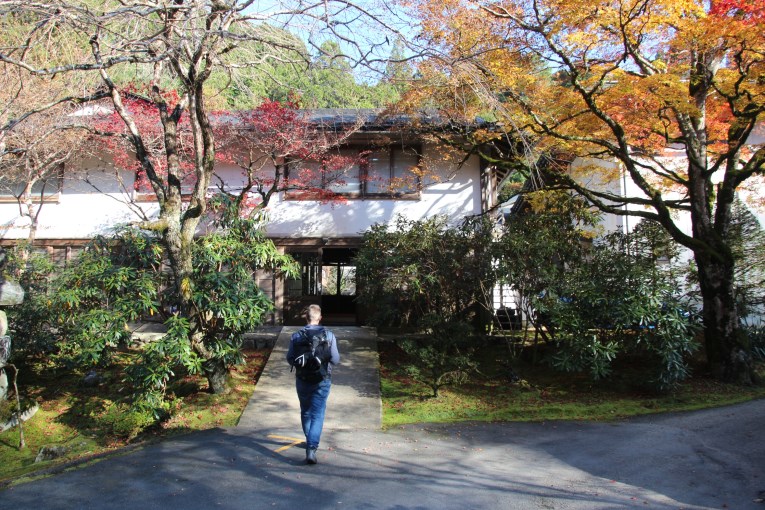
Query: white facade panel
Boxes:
[
  {"xmin": 264, "ymin": 154, "xmax": 481, "ymax": 238},
  {"xmin": 0, "ymin": 146, "xmax": 483, "ymax": 241}
]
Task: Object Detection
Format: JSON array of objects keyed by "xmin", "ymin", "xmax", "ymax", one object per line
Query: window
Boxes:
[
  {"xmin": 287, "ymin": 144, "xmax": 421, "ymax": 199},
  {"xmin": 0, "ymin": 165, "xmax": 63, "ymax": 203},
  {"xmin": 366, "ymin": 146, "xmax": 419, "ymax": 195},
  {"xmin": 321, "ymin": 264, "xmax": 356, "ymax": 296},
  {"xmin": 286, "ymin": 252, "xmax": 321, "ymax": 297},
  {"xmin": 324, "ymin": 148, "xmax": 362, "ymax": 194}
]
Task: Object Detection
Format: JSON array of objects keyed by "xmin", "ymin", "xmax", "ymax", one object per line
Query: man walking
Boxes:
[{"xmin": 286, "ymin": 304, "xmax": 340, "ymax": 464}]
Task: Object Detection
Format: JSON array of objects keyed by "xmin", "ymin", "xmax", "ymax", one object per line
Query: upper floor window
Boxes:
[
  {"xmin": 0, "ymin": 164, "xmax": 64, "ymax": 203},
  {"xmin": 366, "ymin": 146, "xmax": 419, "ymax": 195},
  {"xmin": 287, "ymin": 144, "xmax": 421, "ymax": 200}
]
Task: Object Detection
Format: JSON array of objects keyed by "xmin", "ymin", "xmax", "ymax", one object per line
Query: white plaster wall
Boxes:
[
  {"xmin": 0, "ymin": 156, "xmax": 156, "ymax": 240},
  {"xmin": 571, "ymin": 153, "xmax": 765, "ymax": 320},
  {"xmin": 569, "ymin": 157, "xmax": 626, "ymax": 236},
  {"xmin": 264, "ymin": 151, "xmax": 482, "ymax": 238},
  {"xmin": 598, "ymin": 150, "xmax": 764, "ymax": 236},
  {"xmin": 0, "ymin": 146, "xmax": 482, "ymax": 241}
]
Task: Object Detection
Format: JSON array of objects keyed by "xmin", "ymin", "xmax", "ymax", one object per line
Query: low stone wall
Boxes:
[{"xmin": 130, "ymin": 323, "xmax": 283, "ymax": 350}]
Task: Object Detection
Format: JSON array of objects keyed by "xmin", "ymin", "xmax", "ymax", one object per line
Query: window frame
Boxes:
[
  {"xmin": 285, "ymin": 144, "xmax": 422, "ymax": 201},
  {"xmin": 0, "ymin": 163, "xmax": 64, "ymax": 204},
  {"xmin": 363, "ymin": 145, "xmax": 421, "ymax": 198}
]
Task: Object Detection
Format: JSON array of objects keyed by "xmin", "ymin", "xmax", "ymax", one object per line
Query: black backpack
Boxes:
[{"xmin": 291, "ymin": 329, "xmax": 331, "ymax": 383}]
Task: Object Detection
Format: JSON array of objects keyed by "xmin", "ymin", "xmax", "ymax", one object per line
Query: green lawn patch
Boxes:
[
  {"xmin": 0, "ymin": 346, "xmax": 270, "ymax": 484},
  {"xmin": 380, "ymin": 340, "xmax": 765, "ymax": 428}
]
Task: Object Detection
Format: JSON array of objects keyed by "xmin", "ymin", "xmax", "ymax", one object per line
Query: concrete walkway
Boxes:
[
  {"xmin": 237, "ymin": 326, "xmax": 382, "ymax": 437},
  {"xmin": 1, "ymin": 327, "xmax": 764, "ymax": 509}
]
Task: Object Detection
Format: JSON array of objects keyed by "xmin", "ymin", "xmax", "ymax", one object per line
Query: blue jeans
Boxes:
[{"xmin": 296, "ymin": 377, "xmax": 331, "ymax": 450}]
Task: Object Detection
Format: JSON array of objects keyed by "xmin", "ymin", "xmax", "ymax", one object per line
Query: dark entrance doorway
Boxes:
[
  {"xmin": 320, "ymin": 248, "xmax": 357, "ymax": 325},
  {"xmin": 284, "ymin": 247, "xmax": 358, "ymax": 326}
]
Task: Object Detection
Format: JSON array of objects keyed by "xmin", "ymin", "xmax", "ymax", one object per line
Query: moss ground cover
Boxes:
[
  {"xmin": 0, "ymin": 346, "xmax": 269, "ymax": 484},
  {"xmin": 380, "ymin": 340, "xmax": 765, "ymax": 428}
]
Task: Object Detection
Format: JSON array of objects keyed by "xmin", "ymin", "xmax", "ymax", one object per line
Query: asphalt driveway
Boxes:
[{"xmin": 1, "ymin": 327, "xmax": 762, "ymax": 509}]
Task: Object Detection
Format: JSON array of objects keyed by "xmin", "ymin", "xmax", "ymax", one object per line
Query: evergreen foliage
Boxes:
[
  {"xmin": 356, "ymin": 215, "xmax": 495, "ymax": 397},
  {"xmin": 542, "ymin": 229, "xmax": 699, "ymax": 391},
  {"xmin": 356, "ymin": 215, "xmax": 496, "ymax": 329},
  {"xmin": 209, "ymin": 36, "xmax": 408, "ymax": 109},
  {"xmin": 496, "ymin": 191, "xmax": 600, "ymax": 344},
  {"xmin": 3, "ymin": 248, "xmax": 57, "ymax": 362},
  {"xmin": 399, "ymin": 320, "xmax": 479, "ymax": 398},
  {"xmin": 499, "ymin": 200, "xmax": 698, "ymax": 391},
  {"xmin": 6, "ymin": 198, "xmax": 296, "ymax": 415},
  {"xmin": 729, "ymin": 199, "xmax": 765, "ymax": 319}
]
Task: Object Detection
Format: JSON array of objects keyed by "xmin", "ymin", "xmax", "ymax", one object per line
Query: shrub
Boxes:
[
  {"xmin": 496, "ymin": 191, "xmax": 600, "ymax": 345},
  {"xmin": 356, "ymin": 216, "xmax": 492, "ymax": 394},
  {"xmin": 99, "ymin": 403, "xmax": 156, "ymax": 440},
  {"xmin": 399, "ymin": 318, "xmax": 479, "ymax": 398},
  {"xmin": 356, "ymin": 215, "xmax": 495, "ymax": 329},
  {"xmin": 540, "ymin": 227, "xmax": 699, "ymax": 391},
  {"xmin": 3, "ymin": 247, "xmax": 57, "ymax": 363},
  {"xmin": 743, "ymin": 323, "xmax": 765, "ymax": 361},
  {"xmin": 48, "ymin": 229, "xmax": 161, "ymax": 369},
  {"xmin": 44, "ymin": 198, "xmax": 296, "ymax": 415}
]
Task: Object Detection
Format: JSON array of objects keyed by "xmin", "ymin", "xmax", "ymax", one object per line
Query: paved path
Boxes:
[
  {"xmin": 237, "ymin": 326, "xmax": 382, "ymax": 433},
  {"xmin": 1, "ymin": 327, "xmax": 764, "ymax": 509}
]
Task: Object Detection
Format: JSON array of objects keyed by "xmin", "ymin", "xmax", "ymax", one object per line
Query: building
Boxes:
[{"xmin": 0, "ymin": 109, "xmax": 502, "ymax": 326}]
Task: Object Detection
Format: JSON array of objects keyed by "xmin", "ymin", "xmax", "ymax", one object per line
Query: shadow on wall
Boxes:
[{"xmin": 266, "ymin": 182, "xmax": 477, "ymax": 238}]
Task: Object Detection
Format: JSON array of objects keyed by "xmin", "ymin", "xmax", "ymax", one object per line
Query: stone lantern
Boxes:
[{"xmin": 0, "ymin": 254, "xmax": 24, "ymax": 401}]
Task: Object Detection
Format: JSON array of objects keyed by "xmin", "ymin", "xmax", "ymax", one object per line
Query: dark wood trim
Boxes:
[
  {"xmin": 284, "ymin": 192, "xmax": 421, "ymax": 201},
  {"xmin": 268, "ymin": 237, "xmax": 361, "ymax": 248},
  {"xmin": 0, "ymin": 238, "xmax": 92, "ymax": 247}
]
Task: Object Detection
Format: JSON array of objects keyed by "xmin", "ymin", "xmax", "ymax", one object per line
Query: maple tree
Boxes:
[
  {"xmin": 88, "ymin": 89, "xmax": 198, "ymax": 213},
  {"xmin": 0, "ymin": 0, "xmax": 404, "ymax": 393},
  {"xmin": 93, "ymin": 95, "xmax": 366, "ymax": 215},
  {"xmin": 212, "ymin": 99, "xmax": 365, "ymax": 214},
  {"xmin": 411, "ymin": 0, "xmax": 765, "ymax": 382}
]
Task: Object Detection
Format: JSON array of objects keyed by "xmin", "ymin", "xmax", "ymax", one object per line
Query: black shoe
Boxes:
[{"xmin": 306, "ymin": 448, "xmax": 318, "ymax": 465}]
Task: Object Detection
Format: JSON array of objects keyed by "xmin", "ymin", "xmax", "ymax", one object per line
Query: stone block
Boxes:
[{"xmin": 0, "ymin": 280, "xmax": 24, "ymax": 306}]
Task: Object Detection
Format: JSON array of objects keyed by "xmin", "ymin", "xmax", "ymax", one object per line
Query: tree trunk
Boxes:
[
  {"xmin": 170, "ymin": 225, "xmax": 229, "ymax": 393},
  {"xmin": 694, "ymin": 250, "xmax": 755, "ymax": 384},
  {"xmin": 163, "ymin": 209, "xmax": 231, "ymax": 393},
  {"xmin": 204, "ymin": 358, "xmax": 229, "ymax": 394}
]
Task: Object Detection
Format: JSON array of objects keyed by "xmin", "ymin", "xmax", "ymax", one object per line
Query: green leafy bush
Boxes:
[
  {"xmin": 49, "ymin": 229, "xmax": 161, "ymax": 369},
  {"xmin": 356, "ymin": 215, "xmax": 495, "ymax": 329},
  {"xmin": 539, "ymin": 226, "xmax": 698, "ymax": 391},
  {"xmin": 26, "ymin": 197, "xmax": 297, "ymax": 415},
  {"xmin": 743, "ymin": 323, "xmax": 765, "ymax": 361},
  {"xmin": 497, "ymin": 196, "xmax": 697, "ymax": 390},
  {"xmin": 3, "ymin": 247, "xmax": 57, "ymax": 363},
  {"xmin": 399, "ymin": 318, "xmax": 479, "ymax": 398},
  {"xmin": 357, "ymin": 216, "xmax": 493, "ymax": 394},
  {"xmin": 496, "ymin": 191, "xmax": 601, "ymax": 344},
  {"xmin": 99, "ymin": 403, "xmax": 156, "ymax": 440}
]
